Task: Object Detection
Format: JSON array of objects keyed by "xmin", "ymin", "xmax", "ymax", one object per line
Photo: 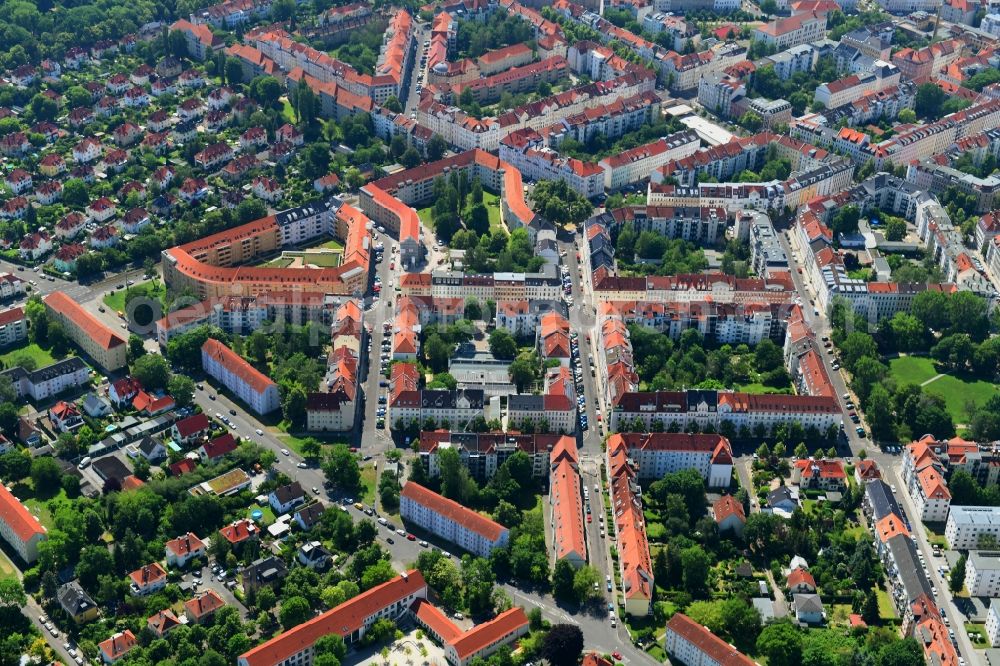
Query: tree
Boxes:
[
  {"xmin": 720, "ymin": 599, "xmax": 762, "ymax": 651},
  {"xmin": 830, "ymin": 205, "xmax": 860, "ymax": 238},
  {"xmin": 168, "ymin": 375, "xmax": 196, "ymax": 407},
  {"xmin": 898, "ymin": 108, "xmax": 917, "ymax": 124},
  {"xmin": 0, "ymin": 579, "xmax": 26, "ymax": 607},
  {"xmin": 915, "ymin": 83, "xmax": 945, "ymax": 119},
  {"xmin": 250, "ymin": 76, "xmax": 282, "ymax": 107},
  {"xmin": 885, "ymin": 217, "xmax": 906, "ymax": 242},
  {"xmin": 132, "ymin": 353, "xmax": 170, "ymax": 390},
  {"xmin": 427, "ymin": 134, "xmax": 448, "ymax": 161},
  {"xmin": 322, "ymin": 444, "xmax": 361, "ymax": 492},
  {"xmin": 281, "ymin": 381, "xmax": 308, "ymax": 426},
  {"xmin": 225, "ymin": 58, "xmax": 244, "ymax": 85},
  {"xmin": 489, "ymin": 329, "xmax": 517, "ymax": 359},
  {"xmin": 866, "ymin": 385, "xmax": 894, "ymax": 441},
  {"xmin": 0, "ymin": 450, "xmax": 31, "ymax": 482},
  {"xmin": 300, "ymin": 143, "xmax": 331, "ymax": 181},
  {"xmin": 361, "ymin": 559, "xmax": 396, "ymax": 589},
  {"xmin": 950, "ymin": 555, "xmax": 966, "ymax": 594},
  {"xmin": 794, "ymin": 442, "xmax": 809, "ymax": 459},
  {"xmin": 30, "ymin": 457, "xmax": 62, "ymax": 493},
  {"xmin": 509, "ymin": 357, "xmax": 536, "ymax": 393},
  {"xmin": 572, "ymin": 565, "xmax": 601, "ymax": 602},
  {"xmin": 876, "ymin": 638, "xmax": 924, "ymax": 666},
  {"xmin": 681, "ymin": 546, "xmax": 711, "ymax": 596},
  {"xmin": 280, "ymin": 596, "xmax": 312, "ymax": 630},
  {"xmin": 540, "ymin": 625, "xmax": 583, "ymax": 666},
  {"xmin": 756, "ymin": 622, "xmax": 802, "ymax": 666},
  {"xmin": 400, "ymin": 146, "xmax": 422, "ymax": 169},
  {"xmin": 62, "ymin": 179, "xmax": 89, "ymax": 207},
  {"xmin": 0, "ymin": 403, "xmax": 18, "ymax": 439}
]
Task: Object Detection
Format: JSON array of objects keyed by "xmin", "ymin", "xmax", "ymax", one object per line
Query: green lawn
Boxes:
[
  {"xmin": 417, "ymin": 206, "xmax": 435, "ymax": 229},
  {"xmin": 280, "ymin": 98, "xmax": 295, "ymax": 123},
  {"xmin": 360, "ymin": 465, "xmax": 376, "ymax": 505},
  {"xmin": 20, "ymin": 487, "xmax": 67, "ymax": 531},
  {"xmin": 482, "ymin": 191, "xmax": 504, "ymax": 233},
  {"xmin": 876, "ymin": 588, "xmax": 897, "ymax": 619},
  {"xmin": 965, "ymin": 623, "xmax": 989, "ymax": 648},
  {"xmin": 0, "ymin": 549, "xmax": 17, "ymax": 581},
  {"xmin": 262, "ymin": 257, "xmax": 294, "ymax": 268},
  {"xmin": 301, "ymin": 252, "xmax": 342, "ymax": 267},
  {"xmin": 318, "ymin": 238, "xmax": 344, "ymax": 250},
  {"xmin": 0, "ymin": 342, "xmax": 59, "ymax": 370},
  {"xmin": 735, "ymin": 382, "xmax": 792, "ymax": 395},
  {"xmin": 103, "ymin": 279, "xmax": 166, "ymax": 313},
  {"xmin": 888, "ymin": 356, "xmax": 937, "ymax": 385},
  {"xmin": 889, "ymin": 356, "xmax": 1000, "ymax": 422},
  {"xmin": 923, "ymin": 373, "xmax": 1000, "ymax": 423}
]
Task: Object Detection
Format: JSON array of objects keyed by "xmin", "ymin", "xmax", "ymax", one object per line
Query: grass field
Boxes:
[
  {"xmin": 482, "ymin": 191, "xmax": 504, "ymax": 233},
  {"xmin": 888, "ymin": 356, "xmax": 937, "ymax": 385},
  {"xmin": 876, "ymin": 588, "xmax": 897, "ymax": 619},
  {"xmin": 0, "ymin": 342, "xmax": 59, "ymax": 370},
  {"xmin": 318, "ymin": 238, "xmax": 344, "ymax": 250},
  {"xmin": 735, "ymin": 382, "xmax": 793, "ymax": 395},
  {"xmin": 360, "ymin": 465, "xmax": 376, "ymax": 505},
  {"xmin": 21, "ymin": 487, "xmax": 67, "ymax": 531},
  {"xmin": 890, "ymin": 356, "xmax": 1000, "ymax": 422},
  {"xmin": 301, "ymin": 251, "xmax": 342, "ymax": 267},
  {"xmin": 417, "ymin": 192, "xmax": 505, "ymax": 235},
  {"xmin": 262, "ymin": 257, "xmax": 294, "ymax": 268},
  {"xmin": 103, "ymin": 279, "xmax": 166, "ymax": 313},
  {"xmin": 0, "ymin": 549, "xmax": 17, "ymax": 580}
]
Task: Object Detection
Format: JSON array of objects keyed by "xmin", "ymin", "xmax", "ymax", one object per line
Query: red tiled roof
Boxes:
[
  {"xmin": 713, "ymin": 495, "xmax": 745, "ymax": 525},
  {"xmin": 44, "ymin": 291, "xmax": 125, "ymax": 351},
  {"xmin": 239, "ymin": 571, "xmax": 426, "ymax": 666},
  {"xmin": 99, "ymin": 631, "xmax": 137, "ymax": 662},
  {"xmin": 450, "ymin": 607, "xmax": 528, "ymax": 659},
  {"xmin": 666, "ymin": 613, "xmax": 755, "ymax": 666},
  {"xmin": 202, "ymin": 338, "xmax": 277, "ymax": 395},
  {"xmin": 174, "ymin": 413, "xmax": 210, "ymax": 438},
  {"xmin": 0, "ymin": 483, "xmax": 46, "ymax": 542},
  {"xmin": 787, "ymin": 566, "xmax": 816, "ymax": 590},
  {"xmin": 411, "ymin": 599, "xmax": 462, "ymax": 642},
  {"xmin": 401, "ymin": 482, "xmax": 507, "ymax": 542},
  {"xmin": 203, "ymin": 433, "xmax": 238, "ymax": 458},
  {"xmin": 185, "ymin": 590, "xmax": 226, "ymax": 620},
  {"xmin": 166, "ymin": 532, "xmax": 205, "ymax": 557}
]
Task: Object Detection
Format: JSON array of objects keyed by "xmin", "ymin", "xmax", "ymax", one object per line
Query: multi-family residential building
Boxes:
[
  {"xmin": 988, "ymin": 599, "xmax": 1000, "ymax": 646},
  {"xmin": 947, "ymin": 506, "xmax": 1000, "ymax": 550},
  {"xmin": 201, "ymin": 338, "xmax": 280, "ymax": 415},
  {"xmin": 0, "ymin": 357, "xmax": 90, "ymax": 402},
  {"xmin": 237, "ymin": 571, "xmax": 428, "ymax": 666},
  {"xmin": 606, "ymin": 433, "xmax": 734, "ymax": 488},
  {"xmin": 549, "ymin": 438, "xmax": 586, "ymax": 566},
  {"xmin": 666, "ymin": 613, "xmax": 755, "ymax": 666},
  {"xmin": 43, "ymin": 291, "xmax": 126, "ymax": 371},
  {"xmin": 0, "ymin": 483, "xmax": 47, "ymax": 563},
  {"xmin": 608, "ymin": 436, "xmax": 653, "ymax": 616},
  {"xmin": 418, "ymin": 431, "xmax": 571, "ymax": 480},
  {"xmin": 965, "ymin": 551, "xmax": 1000, "ymax": 597},
  {"xmin": 0, "ymin": 307, "xmax": 28, "ymax": 348},
  {"xmin": 400, "ymin": 482, "xmax": 510, "ymax": 557},
  {"xmin": 598, "ymin": 131, "xmax": 700, "ymax": 190},
  {"xmin": 902, "ymin": 436, "xmax": 953, "ymax": 523},
  {"xmin": 752, "ymin": 12, "xmax": 826, "ymax": 49}
]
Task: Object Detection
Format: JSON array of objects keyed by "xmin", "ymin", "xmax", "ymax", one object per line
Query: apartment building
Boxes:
[
  {"xmin": 201, "ymin": 338, "xmax": 280, "ymax": 415},
  {"xmin": 418, "ymin": 431, "xmax": 570, "ymax": 480},
  {"xmin": 400, "ymin": 482, "xmax": 509, "ymax": 557},
  {"xmin": 988, "ymin": 599, "xmax": 1000, "ymax": 646},
  {"xmin": 608, "ymin": 438, "xmax": 653, "ymax": 616},
  {"xmin": 753, "ymin": 12, "xmax": 826, "ymax": 49},
  {"xmin": 902, "ymin": 437, "xmax": 953, "ymax": 523},
  {"xmin": 0, "ymin": 483, "xmax": 47, "ymax": 563},
  {"xmin": 606, "ymin": 432, "xmax": 734, "ymax": 488},
  {"xmin": 443, "ymin": 608, "xmax": 530, "ymax": 666},
  {"xmin": 161, "ymin": 199, "xmax": 370, "ymax": 300},
  {"xmin": 452, "ymin": 56, "xmax": 570, "ymax": 105},
  {"xmin": 549, "ymin": 438, "xmax": 586, "ymax": 566},
  {"xmin": 814, "ymin": 61, "xmax": 900, "ymax": 109},
  {"xmin": 499, "ymin": 129, "xmax": 604, "ymax": 199},
  {"xmin": 665, "ymin": 613, "xmax": 755, "ymax": 666},
  {"xmin": 0, "ymin": 306, "xmax": 27, "ymax": 348},
  {"xmin": 43, "ymin": 291, "xmax": 126, "ymax": 371},
  {"xmin": 598, "ymin": 131, "xmax": 701, "ymax": 190},
  {"xmin": 947, "ymin": 506, "xmax": 1000, "ymax": 550},
  {"xmin": 965, "ymin": 551, "xmax": 1000, "ymax": 597},
  {"xmin": 238, "ymin": 572, "xmax": 428, "ymax": 666}
]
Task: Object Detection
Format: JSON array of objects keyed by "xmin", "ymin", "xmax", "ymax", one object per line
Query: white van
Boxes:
[
  {"xmin": 378, "ymin": 517, "xmax": 388, "ymax": 526},
  {"xmin": 78, "ymin": 457, "xmax": 92, "ymax": 469}
]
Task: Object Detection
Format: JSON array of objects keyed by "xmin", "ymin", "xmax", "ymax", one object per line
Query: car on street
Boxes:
[
  {"xmin": 396, "ymin": 529, "xmax": 406, "ymax": 536},
  {"xmin": 386, "ymin": 537, "xmax": 394, "ymax": 544},
  {"xmin": 612, "ymin": 652, "xmax": 622, "ymax": 661},
  {"xmin": 419, "ymin": 540, "xmax": 428, "ymax": 547},
  {"xmin": 297, "ymin": 462, "xmax": 307, "ymax": 468},
  {"xmin": 255, "ymin": 429, "xmax": 263, "ymax": 435},
  {"xmin": 229, "ymin": 409, "xmax": 237, "ymax": 416},
  {"xmin": 281, "ymin": 448, "xmax": 290, "ymax": 455}
]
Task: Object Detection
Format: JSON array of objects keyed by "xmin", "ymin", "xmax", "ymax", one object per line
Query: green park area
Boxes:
[
  {"xmin": 102, "ymin": 280, "xmax": 166, "ymax": 313},
  {"xmin": 0, "ymin": 342, "xmax": 59, "ymax": 370},
  {"xmin": 889, "ymin": 356, "xmax": 1000, "ymax": 423}
]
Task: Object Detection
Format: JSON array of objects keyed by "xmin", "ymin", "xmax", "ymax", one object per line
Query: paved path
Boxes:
[{"xmin": 920, "ymin": 374, "xmax": 945, "ymax": 387}]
